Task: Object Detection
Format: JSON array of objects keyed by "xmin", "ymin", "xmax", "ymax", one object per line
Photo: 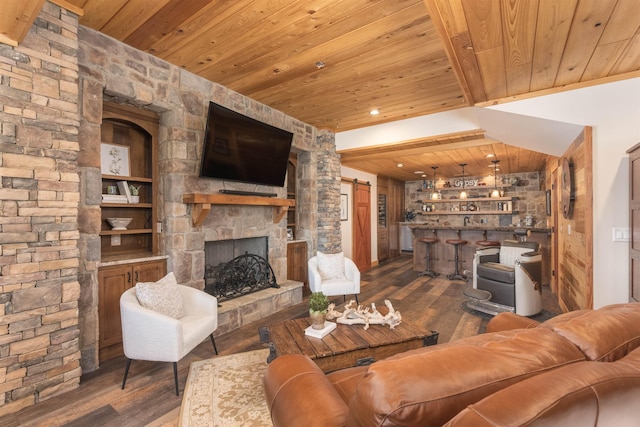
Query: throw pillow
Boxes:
[
  {"xmin": 316, "ymin": 251, "xmax": 346, "ymax": 281},
  {"xmin": 135, "ymin": 272, "xmax": 185, "ymax": 319}
]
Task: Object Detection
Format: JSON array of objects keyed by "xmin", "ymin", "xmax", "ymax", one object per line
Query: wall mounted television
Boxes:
[{"xmin": 199, "ymin": 101, "xmax": 293, "ymax": 187}]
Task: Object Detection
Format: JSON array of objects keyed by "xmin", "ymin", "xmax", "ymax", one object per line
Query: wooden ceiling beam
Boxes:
[
  {"xmin": 340, "ymin": 138, "xmax": 497, "ymax": 162},
  {"xmin": 0, "ymin": 0, "xmax": 46, "ymax": 47},
  {"xmin": 424, "ymin": 0, "xmax": 483, "ymax": 103}
]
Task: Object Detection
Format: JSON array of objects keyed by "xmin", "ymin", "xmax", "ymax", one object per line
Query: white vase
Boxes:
[{"xmin": 130, "ymin": 195, "xmax": 140, "ymax": 204}]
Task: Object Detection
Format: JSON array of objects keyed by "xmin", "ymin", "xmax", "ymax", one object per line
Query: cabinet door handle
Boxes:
[
  {"xmin": 135, "ymin": 272, "xmax": 139, "ymax": 283},
  {"xmin": 127, "ymin": 272, "xmax": 131, "ymax": 284}
]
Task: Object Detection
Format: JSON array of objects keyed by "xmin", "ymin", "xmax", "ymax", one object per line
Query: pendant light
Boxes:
[
  {"xmin": 459, "ymin": 163, "xmax": 467, "ymax": 199},
  {"xmin": 491, "ymin": 159, "xmax": 500, "ymax": 198},
  {"xmin": 431, "ymin": 166, "xmax": 439, "ymax": 200}
]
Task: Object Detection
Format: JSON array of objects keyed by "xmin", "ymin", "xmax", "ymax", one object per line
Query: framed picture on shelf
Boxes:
[
  {"xmin": 340, "ymin": 194, "xmax": 348, "ymax": 221},
  {"xmin": 287, "ymin": 227, "xmax": 294, "ymax": 241},
  {"xmin": 100, "ymin": 143, "xmax": 130, "ymax": 176}
]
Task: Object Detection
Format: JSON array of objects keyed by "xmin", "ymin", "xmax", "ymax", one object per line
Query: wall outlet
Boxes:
[
  {"xmin": 111, "ymin": 234, "xmax": 121, "ymax": 246},
  {"xmin": 156, "ymin": 221, "xmax": 162, "ymax": 233}
]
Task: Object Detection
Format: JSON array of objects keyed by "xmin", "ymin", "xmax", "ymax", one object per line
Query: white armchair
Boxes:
[
  {"xmin": 120, "ymin": 284, "xmax": 219, "ymax": 395},
  {"xmin": 308, "ymin": 255, "xmax": 360, "ymax": 303}
]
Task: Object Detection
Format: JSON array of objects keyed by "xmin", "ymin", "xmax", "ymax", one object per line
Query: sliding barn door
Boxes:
[{"xmin": 353, "ymin": 181, "xmax": 371, "ymax": 272}]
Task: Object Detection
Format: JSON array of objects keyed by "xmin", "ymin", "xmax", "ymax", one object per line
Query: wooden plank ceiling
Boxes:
[
  {"xmin": 337, "ymin": 130, "xmax": 550, "ymax": 181},
  {"xmin": 2, "ymin": 0, "xmax": 639, "ymax": 180}
]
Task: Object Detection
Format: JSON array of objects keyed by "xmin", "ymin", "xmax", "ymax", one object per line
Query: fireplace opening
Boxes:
[{"xmin": 204, "ymin": 237, "xmax": 279, "ymax": 301}]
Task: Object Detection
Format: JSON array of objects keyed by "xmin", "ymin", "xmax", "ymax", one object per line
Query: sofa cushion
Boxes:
[
  {"xmin": 476, "ymin": 262, "xmax": 515, "ymax": 283},
  {"xmin": 444, "ymin": 354, "xmax": 640, "ymax": 426},
  {"xmin": 135, "ymin": 272, "xmax": 185, "ymax": 319},
  {"xmin": 541, "ymin": 303, "xmax": 640, "ymax": 361},
  {"xmin": 346, "ymin": 328, "xmax": 586, "ymax": 427},
  {"xmin": 485, "ymin": 312, "xmax": 541, "ymax": 333}
]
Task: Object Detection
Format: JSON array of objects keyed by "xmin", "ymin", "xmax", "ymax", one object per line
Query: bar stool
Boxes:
[
  {"xmin": 418, "ymin": 230, "xmax": 439, "ymax": 278},
  {"xmin": 475, "ymin": 230, "xmax": 500, "ymax": 248},
  {"xmin": 446, "ymin": 230, "xmax": 467, "ymax": 281}
]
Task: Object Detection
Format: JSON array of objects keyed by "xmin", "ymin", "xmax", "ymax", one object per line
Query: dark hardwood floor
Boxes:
[{"xmin": 0, "ymin": 255, "xmax": 561, "ymax": 427}]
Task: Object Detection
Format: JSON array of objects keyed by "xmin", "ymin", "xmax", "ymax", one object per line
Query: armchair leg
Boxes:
[
  {"xmin": 122, "ymin": 358, "xmax": 132, "ymax": 390},
  {"xmin": 173, "ymin": 362, "xmax": 179, "ymax": 396},
  {"xmin": 210, "ymin": 334, "xmax": 218, "ymax": 355}
]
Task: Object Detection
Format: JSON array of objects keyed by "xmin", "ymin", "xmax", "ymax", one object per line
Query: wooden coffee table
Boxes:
[{"xmin": 263, "ymin": 317, "xmax": 438, "ymax": 373}]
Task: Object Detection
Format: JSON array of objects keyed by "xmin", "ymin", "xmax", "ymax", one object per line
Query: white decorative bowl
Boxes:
[{"xmin": 106, "ymin": 217, "xmax": 132, "ymax": 230}]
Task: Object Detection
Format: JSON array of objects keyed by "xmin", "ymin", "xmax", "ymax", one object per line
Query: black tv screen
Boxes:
[{"xmin": 200, "ymin": 101, "xmax": 293, "ymax": 187}]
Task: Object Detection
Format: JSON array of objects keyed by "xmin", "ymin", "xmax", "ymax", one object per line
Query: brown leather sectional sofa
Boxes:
[{"xmin": 263, "ymin": 303, "xmax": 640, "ymax": 426}]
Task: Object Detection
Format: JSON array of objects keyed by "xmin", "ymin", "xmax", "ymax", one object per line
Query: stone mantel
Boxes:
[{"xmin": 183, "ymin": 193, "xmax": 295, "ymax": 227}]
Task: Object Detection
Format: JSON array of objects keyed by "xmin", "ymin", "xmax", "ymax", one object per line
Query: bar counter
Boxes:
[{"xmin": 407, "ymin": 224, "xmax": 552, "ymax": 285}]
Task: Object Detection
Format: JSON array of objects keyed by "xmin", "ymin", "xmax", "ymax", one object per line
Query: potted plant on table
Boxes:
[{"xmin": 309, "ymin": 291, "xmax": 330, "ymax": 330}]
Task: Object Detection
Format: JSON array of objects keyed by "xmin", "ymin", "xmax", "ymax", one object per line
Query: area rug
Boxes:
[{"xmin": 179, "ymin": 348, "xmax": 272, "ymax": 427}]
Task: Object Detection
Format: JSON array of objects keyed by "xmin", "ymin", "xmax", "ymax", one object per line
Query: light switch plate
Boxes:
[{"xmin": 613, "ymin": 227, "xmax": 630, "ymax": 242}]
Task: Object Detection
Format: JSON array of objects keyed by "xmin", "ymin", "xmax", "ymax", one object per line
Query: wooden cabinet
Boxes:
[
  {"xmin": 629, "ymin": 143, "xmax": 640, "ymax": 302},
  {"xmin": 98, "ymin": 102, "xmax": 164, "ymax": 362},
  {"xmin": 287, "ymin": 241, "xmax": 308, "ymax": 296},
  {"xmin": 100, "ymin": 102, "xmax": 159, "ymax": 260},
  {"xmin": 98, "ymin": 259, "xmax": 167, "ymax": 361}
]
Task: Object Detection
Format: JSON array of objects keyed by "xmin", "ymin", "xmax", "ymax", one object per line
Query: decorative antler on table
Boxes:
[{"xmin": 326, "ymin": 299, "xmax": 402, "ymax": 330}]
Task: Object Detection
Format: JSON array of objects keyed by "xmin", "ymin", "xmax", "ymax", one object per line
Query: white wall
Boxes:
[
  {"xmin": 340, "ymin": 166, "xmax": 378, "ymax": 265},
  {"xmin": 488, "ymin": 78, "xmax": 640, "ymax": 307},
  {"xmin": 337, "ymin": 77, "xmax": 640, "ymax": 308}
]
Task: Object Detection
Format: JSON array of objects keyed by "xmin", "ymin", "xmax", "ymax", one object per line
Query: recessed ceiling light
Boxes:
[
  {"xmin": 485, "ymin": 154, "xmax": 495, "ymax": 158},
  {"xmin": 315, "ymin": 61, "xmax": 325, "ymax": 69},
  {"xmin": 397, "ymin": 163, "xmax": 404, "ymax": 168},
  {"xmin": 414, "ymin": 171, "xmax": 424, "ymax": 174},
  {"xmin": 370, "ymin": 109, "xmax": 379, "ymax": 115}
]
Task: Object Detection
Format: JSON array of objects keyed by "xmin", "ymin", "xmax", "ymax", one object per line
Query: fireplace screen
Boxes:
[{"xmin": 205, "ymin": 253, "xmax": 279, "ymax": 301}]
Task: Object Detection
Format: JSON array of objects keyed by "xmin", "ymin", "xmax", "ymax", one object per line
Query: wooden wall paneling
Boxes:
[
  {"xmin": 389, "ymin": 178, "xmax": 405, "ymax": 258},
  {"xmin": 555, "ymin": 127, "xmax": 593, "ymax": 311},
  {"xmin": 544, "ymin": 157, "xmax": 560, "ymax": 295}
]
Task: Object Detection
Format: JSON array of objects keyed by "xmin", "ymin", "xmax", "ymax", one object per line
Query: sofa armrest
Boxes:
[
  {"xmin": 263, "ymin": 354, "xmax": 349, "ymax": 427},
  {"xmin": 486, "ymin": 312, "xmax": 541, "ymax": 333}
]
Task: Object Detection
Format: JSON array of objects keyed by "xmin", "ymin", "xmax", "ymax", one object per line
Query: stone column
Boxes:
[{"xmin": 316, "ymin": 130, "xmax": 342, "ymax": 253}]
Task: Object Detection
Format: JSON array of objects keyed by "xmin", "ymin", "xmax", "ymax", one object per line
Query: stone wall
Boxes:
[
  {"xmin": 0, "ymin": 3, "xmax": 82, "ymax": 415},
  {"xmin": 0, "ymin": 2, "xmax": 343, "ymax": 415},
  {"xmin": 316, "ymin": 130, "xmax": 343, "ymax": 253},
  {"xmin": 76, "ymin": 27, "xmax": 335, "ymax": 373}
]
